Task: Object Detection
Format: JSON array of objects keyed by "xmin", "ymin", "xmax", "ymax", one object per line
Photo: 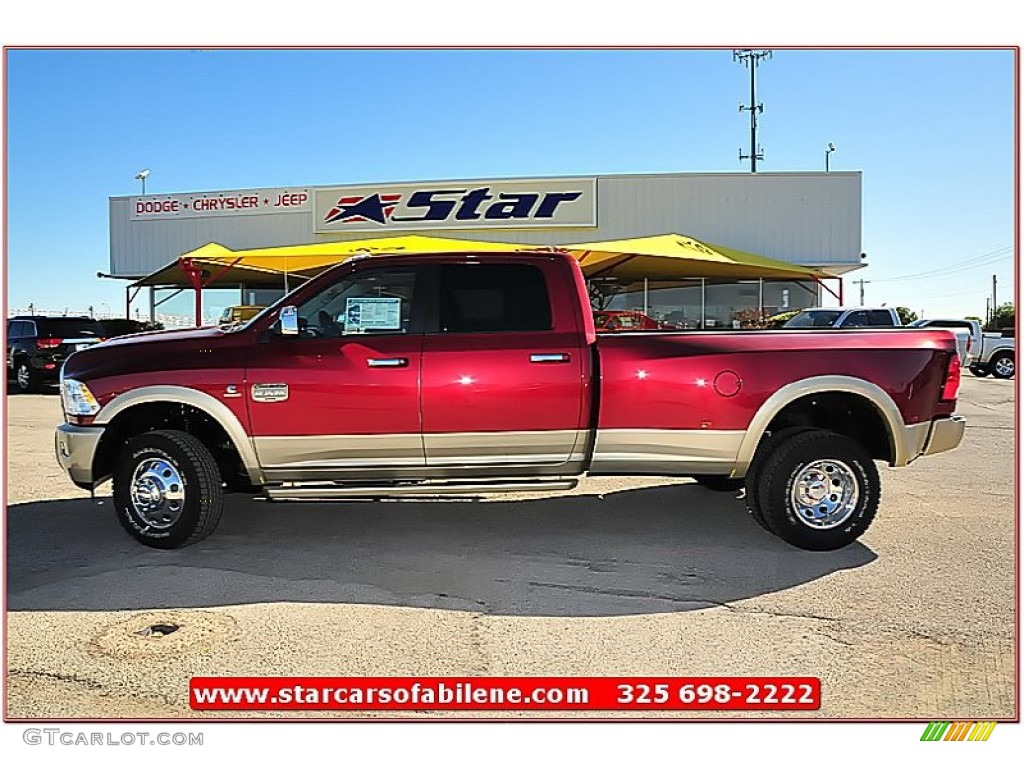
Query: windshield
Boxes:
[{"xmin": 783, "ymin": 310, "xmax": 843, "ymax": 328}]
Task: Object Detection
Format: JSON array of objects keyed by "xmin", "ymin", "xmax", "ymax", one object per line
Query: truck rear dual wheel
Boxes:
[
  {"xmin": 749, "ymin": 430, "xmax": 879, "ymax": 551},
  {"xmin": 112, "ymin": 429, "xmax": 224, "ymax": 549}
]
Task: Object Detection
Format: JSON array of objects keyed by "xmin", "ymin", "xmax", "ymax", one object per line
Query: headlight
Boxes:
[{"xmin": 61, "ymin": 378, "xmax": 100, "ymax": 417}]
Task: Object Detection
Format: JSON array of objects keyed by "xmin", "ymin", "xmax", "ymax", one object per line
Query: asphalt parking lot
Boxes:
[{"xmin": 4, "ymin": 376, "xmax": 1016, "ymax": 719}]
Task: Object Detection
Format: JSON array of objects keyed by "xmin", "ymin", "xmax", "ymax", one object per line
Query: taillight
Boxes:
[
  {"xmin": 941, "ymin": 353, "xmax": 961, "ymax": 402},
  {"xmin": 36, "ymin": 338, "xmax": 61, "ymax": 349}
]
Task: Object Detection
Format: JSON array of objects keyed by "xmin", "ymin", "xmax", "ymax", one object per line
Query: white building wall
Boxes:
[{"xmin": 109, "ymin": 171, "xmax": 862, "ymax": 278}]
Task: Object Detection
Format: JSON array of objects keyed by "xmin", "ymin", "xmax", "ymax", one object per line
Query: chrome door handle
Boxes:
[
  {"xmin": 367, "ymin": 357, "xmax": 409, "ymax": 368},
  {"xmin": 530, "ymin": 353, "xmax": 570, "ymax": 363}
]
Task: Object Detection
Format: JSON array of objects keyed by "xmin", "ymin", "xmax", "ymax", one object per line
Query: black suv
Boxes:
[{"xmin": 6, "ymin": 316, "xmax": 107, "ymax": 393}]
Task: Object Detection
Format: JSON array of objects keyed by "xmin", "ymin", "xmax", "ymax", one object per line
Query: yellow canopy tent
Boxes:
[
  {"xmin": 564, "ymin": 233, "xmax": 828, "ymax": 281},
  {"xmin": 562, "ymin": 233, "xmax": 842, "ymax": 320},
  {"xmin": 134, "ymin": 234, "xmax": 548, "ymax": 289},
  {"xmin": 132, "ymin": 235, "xmax": 550, "ymax": 325}
]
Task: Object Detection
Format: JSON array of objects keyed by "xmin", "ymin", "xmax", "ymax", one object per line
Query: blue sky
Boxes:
[{"xmin": 4, "ymin": 47, "xmax": 1016, "ymax": 318}]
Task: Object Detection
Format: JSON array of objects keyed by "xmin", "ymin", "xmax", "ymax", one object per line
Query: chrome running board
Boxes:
[{"xmin": 263, "ymin": 478, "xmax": 578, "ymax": 500}]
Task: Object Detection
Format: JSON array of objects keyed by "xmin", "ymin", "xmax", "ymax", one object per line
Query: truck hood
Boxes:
[
  {"xmin": 61, "ymin": 324, "xmax": 244, "ymax": 384},
  {"xmin": 98, "ymin": 325, "xmax": 227, "ymax": 347}
]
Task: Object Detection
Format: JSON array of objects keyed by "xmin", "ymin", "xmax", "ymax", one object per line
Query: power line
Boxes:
[{"xmin": 870, "ymin": 246, "xmax": 1013, "ymax": 282}]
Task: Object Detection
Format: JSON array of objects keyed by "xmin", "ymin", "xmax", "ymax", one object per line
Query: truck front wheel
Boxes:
[
  {"xmin": 112, "ymin": 429, "xmax": 224, "ymax": 549},
  {"xmin": 752, "ymin": 430, "xmax": 879, "ymax": 551},
  {"xmin": 969, "ymin": 364, "xmax": 990, "ymax": 377}
]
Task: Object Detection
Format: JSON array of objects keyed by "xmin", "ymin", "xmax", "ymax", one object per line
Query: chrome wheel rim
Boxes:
[
  {"xmin": 994, "ymin": 357, "xmax": 1014, "ymax": 377},
  {"xmin": 790, "ymin": 459, "xmax": 859, "ymax": 530},
  {"xmin": 130, "ymin": 458, "xmax": 185, "ymax": 529},
  {"xmin": 16, "ymin": 365, "xmax": 29, "ymax": 389}
]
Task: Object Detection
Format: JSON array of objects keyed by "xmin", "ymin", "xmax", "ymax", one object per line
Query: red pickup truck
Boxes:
[{"xmin": 56, "ymin": 251, "xmax": 965, "ymax": 552}]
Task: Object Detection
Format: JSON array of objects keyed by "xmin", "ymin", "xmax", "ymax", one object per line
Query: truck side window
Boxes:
[
  {"xmin": 295, "ymin": 268, "xmax": 419, "ymax": 338},
  {"xmin": 438, "ymin": 264, "xmax": 553, "ymax": 333},
  {"xmin": 868, "ymin": 310, "xmax": 895, "ymax": 326},
  {"xmin": 842, "ymin": 311, "xmax": 870, "ymax": 328}
]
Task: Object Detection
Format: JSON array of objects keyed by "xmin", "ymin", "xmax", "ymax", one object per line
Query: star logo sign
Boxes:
[{"xmin": 324, "ymin": 193, "xmax": 402, "ymax": 225}]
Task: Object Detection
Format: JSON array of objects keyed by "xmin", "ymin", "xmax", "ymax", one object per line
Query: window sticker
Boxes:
[{"xmin": 344, "ymin": 297, "xmax": 402, "ymax": 332}]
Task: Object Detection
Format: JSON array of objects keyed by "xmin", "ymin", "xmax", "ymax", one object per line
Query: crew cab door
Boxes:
[
  {"xmin": 420, "ymin": 260, "xmax": 590, "ymax": 471},
  {"xmin": 246, "ymin": 265, "xmax": 427, "ymax": 480}
]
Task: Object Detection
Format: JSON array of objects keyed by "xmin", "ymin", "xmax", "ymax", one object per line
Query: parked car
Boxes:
[
  {"xmin": 782, "ymin": 307, "xmax": 901, "ymax": 329},
  {"xmin": 593, "ymin": 310, "xmax": 669, "ymax": 332},
  {"xmin": 908, "ymin": 318, "xmax": 1015, "ymax": 379},
  {"xmin": 56, "ymin": 251, "xmax": 964, "ymax": 552},
  {"xmin": 99, "ymin": 318, "xmax": 163, "ymax": 338},
  {"xmin": 6, "ymin": 315, "xmax": 107, "ymax": 393}
]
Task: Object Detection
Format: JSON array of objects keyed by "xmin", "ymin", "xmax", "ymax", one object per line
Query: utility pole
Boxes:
[
  {"xmin": 852, "ymin": 279, "xmax": 870, "ymax": 305},
  {"xmin": 734, "ymin": 49, "xmax": 771, "ymax": 172},
  {"xmin": 992, "ymin": 274, "xmax": 998, "ymax": 316}
]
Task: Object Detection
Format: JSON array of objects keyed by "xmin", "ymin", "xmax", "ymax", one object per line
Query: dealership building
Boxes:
[{"xmin": 107, "ymin": 171, "xmax": 864, "ymax": 326}]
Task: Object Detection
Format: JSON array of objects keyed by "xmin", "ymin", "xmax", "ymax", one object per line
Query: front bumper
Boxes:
[
  {"xmin": 55, "ymin": 422, "xmax": 105, "ymax": 487},
  {"xmin": 922, "ymin": 414, "xmax": 966, "ymax": 456}
]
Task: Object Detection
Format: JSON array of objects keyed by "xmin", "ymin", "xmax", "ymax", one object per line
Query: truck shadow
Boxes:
[{"xmin": 7, "ymin": 484, "xmax": 876, "ymax": 617}]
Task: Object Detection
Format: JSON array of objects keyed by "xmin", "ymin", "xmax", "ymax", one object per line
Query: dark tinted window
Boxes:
[
  {"xmin": 841, "ymin": 311, "xmax": 870, "ymax": 328},
  {"xmin": 868, "ymin": 310, "xmax": 896, "ymax": 326},
  {"xmin": 439, "ymin": 264, "xmax": 552, "ymax": 333},
  {"xmin": 924, "ymin": 320, "xmax": 972, "ymax": 330},
  {"xmin": 782, "ymin": 310, "xmax": 842, "ymax": 328},
  {"xmin": 37, "ymin": 319, "xmax": 106, "ymax": 339},
  {"xmin": 11, "ymin": 321, "xmax": 32, "ymax": 338},
  {"xmin": 6, "ymin": 321, "xmax": 20, "ymax": 339}
]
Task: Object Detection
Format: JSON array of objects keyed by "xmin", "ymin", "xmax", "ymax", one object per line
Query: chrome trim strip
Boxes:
[
  {"xmin": 590, "ymin": 429, "xmax": 745, "ymax": 475},
  {"xmin": 95, "ymin": 385, "xmax": 264, "ymax": 484},
  {"xmin": 265, "ymin": 478, "xmax": 578, "ymax": 500}
]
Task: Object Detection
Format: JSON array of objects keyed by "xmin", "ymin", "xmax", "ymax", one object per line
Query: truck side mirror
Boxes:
[{"xmin": 279, "ymin": 306, "xmax": 299, "ymax": 336}]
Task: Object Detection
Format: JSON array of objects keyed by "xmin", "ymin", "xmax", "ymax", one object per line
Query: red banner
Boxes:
[{"xmin": 191, "ymin": 676, "xmax": 820, "ymax": 712}]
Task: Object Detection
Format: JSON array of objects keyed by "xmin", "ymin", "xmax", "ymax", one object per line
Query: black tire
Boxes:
[
  {"xmin": 755, "ymin": 430, "xmax": 879, "ymax": 551},
  {"xmin": 13, "ymin": 359, "xmax": 39, "ymax": 393},
  {"xmin": 744, "ymin": 426, "xmax": 814, "ymax": 533},
  {"xmin": 112, "ymin": 429, "xmax": 224, "ymax": 549},
  {"xmin": 968, "ymin": 364, "xmax": 990, "ymax": 377},
  {"xmin": 691, "ymin": 475, "xmax": 745, "ymax": 492},
  {"xmin": 989, "ymin": 352, "xmax": 1015, "ymax": 379}
]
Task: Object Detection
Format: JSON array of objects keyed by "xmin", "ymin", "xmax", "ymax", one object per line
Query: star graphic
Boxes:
[{"xmin": 324, "ymin": 193, "xmax": 401, "ymax": 225}]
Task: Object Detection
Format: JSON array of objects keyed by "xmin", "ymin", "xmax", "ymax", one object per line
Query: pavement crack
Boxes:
[
  {"xmin": 711, "ymin": 603, "xmax": 839, "ymax": 624},
  {"xmin": 9, "ymin": 668, "xmax": 104, "ymax": 690}
]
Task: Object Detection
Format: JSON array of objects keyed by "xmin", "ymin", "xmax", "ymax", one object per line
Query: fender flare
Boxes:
[
  {"xmin": 733, "ymin": 375, "xmax": 912, "ymax": 476},
  {"xmin": 95, "ymin": 385, "xmax": 263, "ymax": 485}
]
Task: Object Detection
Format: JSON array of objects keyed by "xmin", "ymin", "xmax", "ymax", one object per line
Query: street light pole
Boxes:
[
  {"xmin": 825, "ymin": 143, "xmax": 836, "ymax": 172},
  {"xmin": 135, "ymin": 168, "xmax": 150, "ymax": 195}
]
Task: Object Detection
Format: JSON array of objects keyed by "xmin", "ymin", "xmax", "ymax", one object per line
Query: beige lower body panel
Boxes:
[
  {"xmin": 255, "ymin": 429, "xmax": 589, "ymax": 482},
  {"xmin": 424, "ymin": 429, "xmax": 587, "ymax": 467},
  {"xmin": 254, "ymin": 433, "xmax": 425, "ymax": 470},
  {"xmin": 590, "ymin": 429, "xmax": 745, "ymax": 475}
]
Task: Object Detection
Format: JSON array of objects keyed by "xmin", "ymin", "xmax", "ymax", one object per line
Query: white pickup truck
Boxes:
[{"xmin": 908, "ymin": 318, "xmax": 1015, "ymax": 379}]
